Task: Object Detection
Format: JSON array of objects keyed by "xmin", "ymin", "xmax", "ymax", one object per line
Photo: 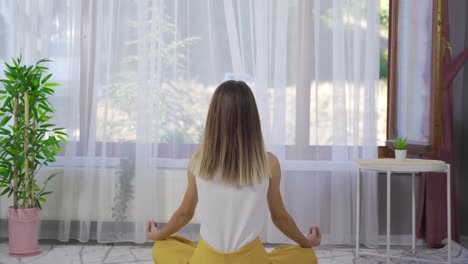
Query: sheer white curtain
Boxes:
[
  {"xmin": 0, "ymin": 0, "xmax": 381, "ymax": 245},
  {"xmin": 396, "ymin": 0, "xmax": 433, "ymax": 143},
  {"xmin": 222, "ymin": 0, "xmax": 380, "ymax": 245},
  {"xmin": 0, "ymin": 0, "xmax": 83, "ymax": 239}
]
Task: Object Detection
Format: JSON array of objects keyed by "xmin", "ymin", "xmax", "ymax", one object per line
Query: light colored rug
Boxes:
[
  {"xmin": 0, "ymin": 240, "xmax": 467, "ymax": 263},
  {"xmin": 318, "ymin": 240, "xmax": 468, "ymax": 264}
]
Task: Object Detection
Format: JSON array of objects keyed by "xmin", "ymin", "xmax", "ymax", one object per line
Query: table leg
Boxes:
[
  {"xmin": 356, "ymin": 167, "xmax": 360, "ymax": 258},
  {"xmin": 387, "ymin": 169, "xmax": 391, "ymax": 263},
  {"xmin": 412, "ymin": 172, "xmax": 416, "ymax": 253},
  {"xmin": 447, "ymin": 164, "xmax": 451, "ymax": 264}
]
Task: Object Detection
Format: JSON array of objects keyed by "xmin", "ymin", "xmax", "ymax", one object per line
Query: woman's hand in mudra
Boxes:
[
  {"xmin": 306, "ymin": 225, "xmax": 321, "ymax": 247},
  {"xmin": 146, "ymin": 220, "xmax": 161, "ymax": 241}
]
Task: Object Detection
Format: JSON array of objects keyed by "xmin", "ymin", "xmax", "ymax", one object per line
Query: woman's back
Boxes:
[
  {"xmin": 196, "ymin": 174, "xmax": 269, "ymax": 253},
  {"xmin": 149, "ymin": 81, "xmax": 319, "ymax": 264}
]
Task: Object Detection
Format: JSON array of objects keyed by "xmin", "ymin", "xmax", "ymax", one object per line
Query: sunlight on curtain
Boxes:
[
  {"xmin": 0, "ymin": 0, "xmax": 381, "ymax": 245},
  {"xmin": 222, "ymin": 0, "xmax": 380, "ymax": 245}
]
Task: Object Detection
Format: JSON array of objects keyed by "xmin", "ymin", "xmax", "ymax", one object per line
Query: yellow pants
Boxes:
[{"xmin": 152, "ymin": 234, "xmax": 317, "ymax": 264}]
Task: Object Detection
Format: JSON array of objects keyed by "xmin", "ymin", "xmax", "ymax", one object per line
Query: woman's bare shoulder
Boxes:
[
  {"xmin": 266, "ymin": 152, "xmax": 278, "ymax": 163},
  {"xmin": 266, "ymin": 152, "xmax": 280, "ymax": 177}
]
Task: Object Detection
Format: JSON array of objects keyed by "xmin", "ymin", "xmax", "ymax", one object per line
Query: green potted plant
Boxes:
[
  {"xmin": 395, "ymin": 137, "xmax": 407, "ymax": 160},
  {"xmin": 0, "ymin": 56, "xmax": 68, "ymax": 256}
]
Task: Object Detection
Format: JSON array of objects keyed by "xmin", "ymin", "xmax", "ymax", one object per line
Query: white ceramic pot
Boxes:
[{"xmin": 395, "ymin": 149, "xmax": 407, "ymax": 160}]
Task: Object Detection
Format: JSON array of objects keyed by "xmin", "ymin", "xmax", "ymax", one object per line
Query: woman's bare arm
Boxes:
[
  {"xmin": 267, "ymin": 152, "xmax": 321, "ymax": 248},
  {"xmin": 147, "ymin": 170, "xmax": 198, "ymax": 240}
]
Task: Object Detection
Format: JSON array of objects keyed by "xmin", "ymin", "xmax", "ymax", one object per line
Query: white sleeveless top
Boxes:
[{"xmin": 196, "ymin": 175, "xmax": 269, "ymax": 252}]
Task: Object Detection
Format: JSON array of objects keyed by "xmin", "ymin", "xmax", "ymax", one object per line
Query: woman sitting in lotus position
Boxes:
[{"xmin": 147, "ymin": 80, "xmax": 320, "ymax": 264}]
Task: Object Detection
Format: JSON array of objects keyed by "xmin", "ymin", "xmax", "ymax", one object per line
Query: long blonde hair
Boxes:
[{"xmin": 190, "ymin": 80, "xmax": 270, "ymax": 185}]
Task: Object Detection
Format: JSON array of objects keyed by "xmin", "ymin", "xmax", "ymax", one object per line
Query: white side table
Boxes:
[{"xmin": 355, "ymin": 158, "xmax": 451, "ymax": 263}]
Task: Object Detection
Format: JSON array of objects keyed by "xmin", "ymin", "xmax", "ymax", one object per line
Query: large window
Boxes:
[
  {"xmin": 0, "ymin": 0, "xmax": 394, "ymax": 159},
  {"xmin": 80, "ymin": 0, "xmax": 386, "ymax": 158},
  {"xmin": 0, "ymin": 0, "xmax": 81, "ymax": 147},
  {"xmin": 386, "ymin": 0, "xmax": 443, "ymax": 155},
  {"xmin": 379, "ymin": 0, "xmax": 390, "ymax": 146}
]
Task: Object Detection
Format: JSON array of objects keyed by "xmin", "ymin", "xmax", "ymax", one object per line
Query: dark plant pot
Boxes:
[{"xmin": 8, "ymin": 207, "xmax": 41, "ymax": 256}]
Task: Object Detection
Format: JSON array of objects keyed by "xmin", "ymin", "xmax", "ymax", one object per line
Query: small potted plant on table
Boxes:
[
  {"xmin": 0, "ymin": 56, "xmax": 68, "ymax": 256},
  {"xmin": 394, "ymin": 137, "xmax": 407, "ymax": 160}
]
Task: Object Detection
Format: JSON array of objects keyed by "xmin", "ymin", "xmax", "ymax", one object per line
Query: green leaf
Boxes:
[
  {"xmin": 2, "ymin": 96, "xmax": 12, "ymax": 108},
  {"xmin": 36, "ymin": 58, "xmax": 51, "ymax": 65},
  {"xmin": 7, "ymin": 187, "xmax": 13, "ymax": 197},
  {"xmin": 39, "ymin": 103, "xmax": 53, "ymax": 112},
  {"xmin": 4, "ymin": 62, "xmax": 13, "ymax": 70},
  {"xmin": 57, "ymin": 135, "xmax": 69, "ymax": 144},
  {"xmin": 0, "ymin": 186, "xmax": 10, "ymax": 196},
  {"xmin": 4, "ymin": 72, "xmax": 15, "ymax": 81},
  {"xmin": 13, "ymin": 57, "xmax": 20, "ymax": 67},
  {"xmin": 0, "ymin": 128, "xmax": 11, "ymax": 135},
  {"xmin": 38, "ymin": 196, "xmax": 46, "ymax": 202},
  {"xmin": 6, "ymin": 148, "xmax": 20, "ymax": 155},
  {"xmin": 50, "ymin": 146, "xmax": 64, "ymax": 153},
  {"xmin": 41, "ymin": 88, "xmax": 54, "ymax": 95},
  {"xmin": 37, "ymin": 108, "xmax": 48, "ymax": 120},
  {"xmin": 41, "ymin": 74, "xmax": 52, "ymax": 84},
  {"xmin": 44, "ymin": 83, "xmax": 59, "ymax": 87},
  {"xmin": 0, "ymin": 116, "xmax": 12, "ymax": 127},
  {"xmin": 395, "ymin": 137, "xmax": 407, "ymax": 150},
  {"xmin": 46, "ymin": 172, "xmax": 59, "ymax": 182},
  {"xmin": 53, "ymin": 131, "xmax": 67, "ymax": 136}
]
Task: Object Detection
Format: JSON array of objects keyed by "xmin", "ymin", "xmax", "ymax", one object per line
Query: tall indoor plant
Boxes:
[{"xmin": 0, "ymin": 56, "xmax": 68, "ymax": 256}]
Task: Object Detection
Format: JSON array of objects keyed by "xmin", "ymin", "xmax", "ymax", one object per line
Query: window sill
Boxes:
[{"xmin": 382, "ymin": 140, "xmax": 433, "ymax": 157}]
